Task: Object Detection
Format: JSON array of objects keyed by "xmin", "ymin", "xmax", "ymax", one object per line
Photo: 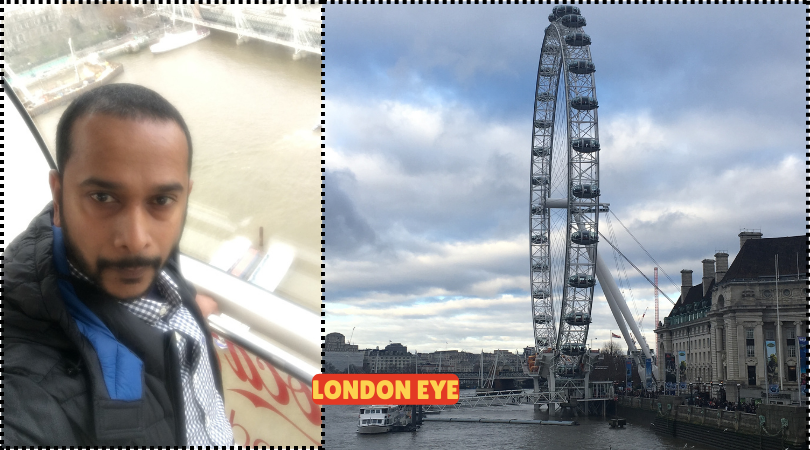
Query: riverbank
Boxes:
[
  {"xmin": 616, "ymin": 396, "xmax": 805, "ymax": 450},
  {"xmin": 24, "ymin": 62, "xmax": 124, "ymax": 117},
  {"xmin": 326, "ymin": 403, "xmax": 717, "ymax": 449}
]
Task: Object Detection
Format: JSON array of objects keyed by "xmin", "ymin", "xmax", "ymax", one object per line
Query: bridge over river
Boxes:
[{"xmin": 154, "ymin": 5, "xmax": 320, "ymax": 57}]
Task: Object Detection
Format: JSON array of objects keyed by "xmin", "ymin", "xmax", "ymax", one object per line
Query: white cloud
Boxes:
[
  {"xmin": 325, "ymin": 56, "xmax": 803, "ymax": 353},
  {"xmin": 328, "ymin": 236, "xmax": 528, "ymax": 299}
]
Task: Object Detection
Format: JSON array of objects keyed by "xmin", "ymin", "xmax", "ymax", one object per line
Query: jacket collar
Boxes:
[{"xmin": 52, "ymin": 225, "xmax": 144, "ymax": 401}]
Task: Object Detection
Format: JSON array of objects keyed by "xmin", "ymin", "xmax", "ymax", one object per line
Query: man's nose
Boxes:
[{"xmin": 113, "ymin": 205, "xmax": 152, "ymax": 253}]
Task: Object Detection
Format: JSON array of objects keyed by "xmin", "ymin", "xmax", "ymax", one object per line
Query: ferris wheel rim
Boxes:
[{"xmin": 530, "ymin": 10, "xmax": 601, "ymax": 377}]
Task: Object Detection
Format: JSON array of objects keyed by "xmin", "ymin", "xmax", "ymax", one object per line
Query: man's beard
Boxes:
[{"xmin": 59, "ymin": 206, "xmax": 184, "ymax": 302}]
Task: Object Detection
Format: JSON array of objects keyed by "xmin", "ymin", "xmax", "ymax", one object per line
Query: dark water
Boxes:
[{"xmin": 325, "ymin": 403, "xmax": 716, "ymax": 450}]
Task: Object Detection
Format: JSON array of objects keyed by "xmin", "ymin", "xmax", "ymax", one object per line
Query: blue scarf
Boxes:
[{"xmin": 52, "ymin": 226, "xmax": 143, "ymax": 401}]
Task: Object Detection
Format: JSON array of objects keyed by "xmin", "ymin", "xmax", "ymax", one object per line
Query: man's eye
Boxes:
[
  {"xmin": 91, "ymin": 193, "xmax": 114, "ymax": 203},
  {"xmin": 154, "ymin": 196, "xmax": 174, "ymax": 206}
]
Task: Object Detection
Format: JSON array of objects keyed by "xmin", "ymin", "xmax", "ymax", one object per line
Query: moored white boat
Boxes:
[
  {"xmin": 150, "ymin": 27, "xmax": 210, "ymax": 54},
  {"xmin": 357, "ymin": 405, "xmax": 393, "ymax": 434},
  {"xmin": 357, "ymin": 405, "xmax": 422, "ymax": 434}
]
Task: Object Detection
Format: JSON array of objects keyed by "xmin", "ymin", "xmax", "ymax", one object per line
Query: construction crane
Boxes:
[{"xmin": 637, "ymin": 307, "xmax": 648, "ymax": 330}]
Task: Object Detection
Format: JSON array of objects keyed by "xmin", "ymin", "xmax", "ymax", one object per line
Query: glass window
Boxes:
[
  {"xmin": 765, "ymin": 330, "xmax": 774, "ymax": 340},
  {"xmin": 745, "ymin": 328, "xmax": 755, "ymax": 358}
]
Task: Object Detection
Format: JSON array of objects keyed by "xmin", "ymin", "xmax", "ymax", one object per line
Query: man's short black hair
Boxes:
[{"xmin": 55, "ymin": 83, "xmax": 193, "ymax": 176}]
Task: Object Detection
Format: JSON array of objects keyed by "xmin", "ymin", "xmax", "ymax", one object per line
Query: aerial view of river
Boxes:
[
  {"xmin": 325, "ymin": 402, "xmax": 715, "ymax": 450},
  {"xmin": 31, "ymin": 29, "xmax": 321, "ymax": 310}
]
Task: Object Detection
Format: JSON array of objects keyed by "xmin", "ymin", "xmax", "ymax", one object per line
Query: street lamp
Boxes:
[{"xmin": 736, "ymin": 383, "xmax": 741, "ymax": 407}]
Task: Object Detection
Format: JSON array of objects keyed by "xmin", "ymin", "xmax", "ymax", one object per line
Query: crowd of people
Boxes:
[
  {"xmin": 688, "ymin": 396, "xmax": 759, "ymax": 414},
  {"xmin": 614, "ymin": 386, "xmax": 761, "ymax": 414}
]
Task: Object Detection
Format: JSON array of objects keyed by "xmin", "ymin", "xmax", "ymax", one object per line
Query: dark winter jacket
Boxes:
[{"xmin": 3, "ymin": 204, "xmax": 225, "ymax": 446}]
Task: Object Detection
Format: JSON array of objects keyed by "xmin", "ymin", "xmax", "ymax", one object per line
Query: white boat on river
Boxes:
[
  {"xmin": 150, "ymin": 27, "xmax": 210, "ymax": 54},
  {"xmin": 357, "ymin": 405, "xmax": 423, "ymax": 434}
]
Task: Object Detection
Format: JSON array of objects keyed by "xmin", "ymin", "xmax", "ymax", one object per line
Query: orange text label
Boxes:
[{"xmin": 311, "ymin": 374, "xmax": 460, "ymax": 405}]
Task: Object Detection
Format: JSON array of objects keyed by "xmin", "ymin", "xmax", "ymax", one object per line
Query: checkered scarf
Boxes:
[{"xmin": 68, "ymin": 262, "xmax": 233, "ymax": 445}]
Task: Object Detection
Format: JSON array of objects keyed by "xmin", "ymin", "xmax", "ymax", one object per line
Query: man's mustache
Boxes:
[{"xmin": 97, "ymin": 256, "xmax": 162, "ymax": 271}]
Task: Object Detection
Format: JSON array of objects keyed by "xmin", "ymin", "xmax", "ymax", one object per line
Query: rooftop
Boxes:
[{"xmin": 723, "ymin": 235, "xmax": 804, "ymax": 281}]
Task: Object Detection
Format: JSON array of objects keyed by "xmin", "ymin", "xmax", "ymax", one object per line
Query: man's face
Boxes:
[{"xmin": 50, "ymin": 113, "xmax": 192, "ymax": 301}]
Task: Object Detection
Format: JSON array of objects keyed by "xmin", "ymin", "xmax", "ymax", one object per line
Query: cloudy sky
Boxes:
[{"xmin": 324, "ymin": 6, "xmax": 804, "ymax": 355}]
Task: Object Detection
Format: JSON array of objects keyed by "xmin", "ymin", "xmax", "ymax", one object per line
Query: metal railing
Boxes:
[
  {"xmin": 207, "ymin": 314, "xmax": 318, "ymax": 386},
  {"xmin": 179, "ymin": 254, "xmax": 320, "ymax": 386}
]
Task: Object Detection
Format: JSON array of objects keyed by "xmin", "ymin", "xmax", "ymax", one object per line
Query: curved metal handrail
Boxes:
[
  {"xmin": 178, "ymin": 254, "xmax": 319, "ymax": 368},
  {"xmin": 208, "ymin": 314, "xmax": 318, "ymax": 386},
  {"xmin": 4, "ymin": 76, "xmax": 58, "ymax": 170}
]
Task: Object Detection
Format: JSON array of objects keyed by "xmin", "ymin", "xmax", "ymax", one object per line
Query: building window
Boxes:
[
  {"xmin": 765, "ymin": 330, "xmax": 774, "ymax": 340},
  {"xmin": 785, "ymin": 329, "xmax": 796, "ymax": 358},
  {"xmin": 745, "ymin": 328, "xmax": 755, "ymax": 358}
]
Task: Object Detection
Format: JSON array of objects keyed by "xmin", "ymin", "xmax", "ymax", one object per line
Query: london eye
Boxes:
[
  {"xmin": 529, "ymin": 8, "xmax": 658, "ymax": 398},
  {"xmin": 530, "ymin": 6, "xmax": 603, "ymax": 390}
]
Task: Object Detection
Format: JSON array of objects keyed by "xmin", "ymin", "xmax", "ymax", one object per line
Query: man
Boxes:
[{"xmin": 5, "ymin": 84, "xmax": 234, "ymax": 445}]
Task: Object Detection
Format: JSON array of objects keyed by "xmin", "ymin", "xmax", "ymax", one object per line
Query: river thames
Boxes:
[{"xmin": 325, "ymin": 402, "xmax": 715, "ymax": 450}]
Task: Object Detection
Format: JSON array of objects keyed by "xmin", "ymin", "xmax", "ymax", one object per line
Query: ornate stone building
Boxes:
[
  {"xmin": 656, "ymin": 232, "xmax": 805, "ymax": 404},
  {"xmin": 5, "ymin": 5, "xmax": 63, "ymax": 55}
]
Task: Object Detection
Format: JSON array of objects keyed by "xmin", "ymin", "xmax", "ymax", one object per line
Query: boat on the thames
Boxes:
[
  {"xmin": 357, "ymin": 405, "xmax": 423, "ymax": 434},
  {"xmin": 150, "ymin": 26, "xmax": 210, "ymax": 54}
]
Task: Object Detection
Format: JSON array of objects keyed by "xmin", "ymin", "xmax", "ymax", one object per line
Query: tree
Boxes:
[
  {"xmin": 323, "ymin": 361, "xmax": 339, "ymax": 374},
  {"xmin": 601, "ymin": 340, "xmax": 624, "ymax": 356}
]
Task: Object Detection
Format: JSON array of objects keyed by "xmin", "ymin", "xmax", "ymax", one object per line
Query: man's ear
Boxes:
[{"xmin": 49, "ymin": 169, "xmax": 62, "ymax": 227}]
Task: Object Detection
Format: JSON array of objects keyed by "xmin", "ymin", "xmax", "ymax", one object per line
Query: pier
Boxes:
[
  {"xmin": 424, "ymin": 417, "xmax": 576, "ymax": 426},
  {"xmin": 422, "ymin": 388, "xmax": 612, "ymax": 416}
]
